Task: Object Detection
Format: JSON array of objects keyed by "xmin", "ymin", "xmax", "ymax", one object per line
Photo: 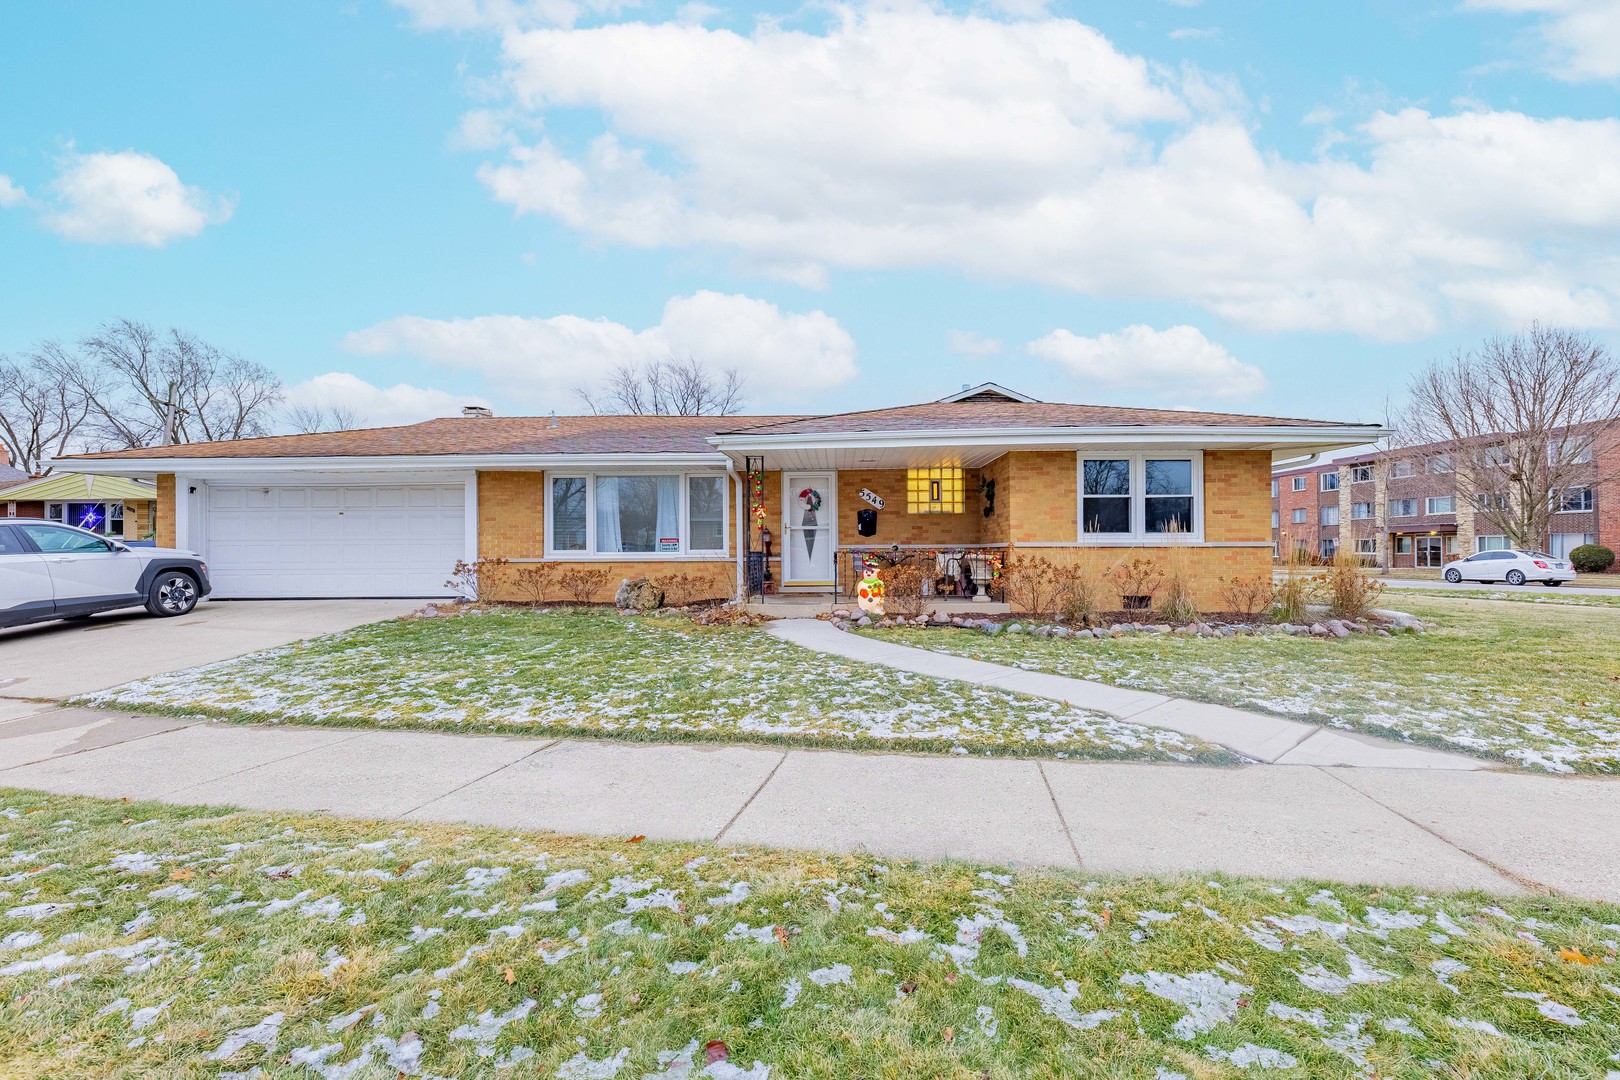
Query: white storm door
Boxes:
[{"xmin": 782, "ymin": 473, "xmax": 835, "ymax": 585}]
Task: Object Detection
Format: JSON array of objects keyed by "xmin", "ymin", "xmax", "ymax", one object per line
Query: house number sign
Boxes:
[{"xmin": 858, "ymin": 488, "xmax": 885, "ymax": 510}]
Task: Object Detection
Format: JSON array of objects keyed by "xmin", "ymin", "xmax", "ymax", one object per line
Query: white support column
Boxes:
[
  {"xmin": 173, "ymin": 475, "xmax": 191, "ymax": 552},
  {"xmin": 463, "ymin": 471, "xmax": 480, "ymax": 565}
]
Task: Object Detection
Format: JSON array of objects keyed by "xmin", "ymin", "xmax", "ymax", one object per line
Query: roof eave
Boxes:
[
  {"xmin": 49, "ymin": 451, "xmax": 732, "ymax": 476},
  {"xmin": 709, "ymin": 424, "xmax": 1391, "ymax": 451}
]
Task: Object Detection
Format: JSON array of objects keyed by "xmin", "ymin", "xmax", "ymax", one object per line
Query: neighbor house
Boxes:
[
  {"xmin": 2, "ymin": 471, "xmax": 160, "ymax": 543},
  {"xmin": 52, "ymin": 386, "xmax": 1383, "ymax": 605}
]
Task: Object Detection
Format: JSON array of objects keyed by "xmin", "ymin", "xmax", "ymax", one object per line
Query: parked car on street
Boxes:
[
  {"xmin": 1443, "ymin": 548, "xmax": 1577, "ymax": 586},
  {"xmin": 0, "ymin": 519, "xmax": 210, "ymax": 628}
]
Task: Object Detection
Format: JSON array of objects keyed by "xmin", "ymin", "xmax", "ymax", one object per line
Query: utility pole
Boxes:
[{"xmin": 161, "ymin": 380, "xmax": 180, "ymax": 447}]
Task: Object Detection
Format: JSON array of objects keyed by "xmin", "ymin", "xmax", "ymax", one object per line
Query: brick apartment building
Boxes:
[{"xmin": 1272, "ymin": 434, "xmax": 1616, "ymax": 569}]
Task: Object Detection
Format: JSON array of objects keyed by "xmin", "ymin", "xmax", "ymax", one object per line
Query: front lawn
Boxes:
[
  {"xmin": 864, "ymin": 597, "xmax": 1620, "ymax": 774},
  {"xmin": 80, "ymin": 609, "xmax": 1233, "ymax": 765},
  {"xmin": 2, "ymin": 790, "xmax": 1617, "ymax": 1079},
  {"xmin": 1388, "ymin": 588, "xmax": 1620, "ymax": 610}
]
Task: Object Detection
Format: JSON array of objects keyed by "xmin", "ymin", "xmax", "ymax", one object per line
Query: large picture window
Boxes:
[
  {"xmin": 547, "ymin": 472, "xmax": 728, "ymax": 558},
  {"xmin": 1078, "ymin": 454, "xmax": 1202, "ymax": 541}
]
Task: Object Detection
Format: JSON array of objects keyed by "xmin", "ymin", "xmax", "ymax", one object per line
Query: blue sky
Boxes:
[{"xmin": 2, "ymin": 0, "xmax": 1617, "ymax": 427}]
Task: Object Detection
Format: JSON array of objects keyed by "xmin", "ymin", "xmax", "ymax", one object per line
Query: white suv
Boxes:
[
  {"xmin": 1444, "ymin": 549, "xmax": 1576, "ymax": 587},
  {"xmin": 0, "ymin": 520, "xmax": 211, "ymax": 628}
]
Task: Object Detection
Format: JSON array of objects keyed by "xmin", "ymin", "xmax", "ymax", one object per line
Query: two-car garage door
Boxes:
[{"xmin": 204, "ymin": 484, "xmax": 465, "ymax": 598}]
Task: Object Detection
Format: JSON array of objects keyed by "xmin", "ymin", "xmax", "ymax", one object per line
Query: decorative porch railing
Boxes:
[{"xmin": 835, "ymin": 544, "xmax": 1009, "ymax": 602}]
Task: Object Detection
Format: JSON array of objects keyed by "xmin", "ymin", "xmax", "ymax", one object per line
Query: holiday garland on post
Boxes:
[{"xmin": 749, "ymin": 470, "xmax": 766, "ymax": 530}]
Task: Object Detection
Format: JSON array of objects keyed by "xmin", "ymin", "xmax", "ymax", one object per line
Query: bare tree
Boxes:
[
  {"xmin": 1403, "ymin": 323, "xmax": 1620, "ymax": 551},
  {"xmin": 0, "ymin": 349, "xmax": 91, "ymax": 475},
  {"xmin": 575, "ymin": 356, "xmax": 746, "ymax": 416},
  {"xmin": 40, "ymin": 319, "xmax": 284, "ymax": 448},
  {"xmin": 284, "ymin": 401, "xmax": 364, "ymax": 434}
]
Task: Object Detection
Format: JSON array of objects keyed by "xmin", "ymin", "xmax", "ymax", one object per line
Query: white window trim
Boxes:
[
  {"xmin": 1350, "ymin": 466, "xmax": 1373, "ymax": 484},
  {"xmin": 1320, "ymin": 506, "xmax": 1339, "ymax": 525},
  {"xmin": 1350, "ymin": 502, "xmax": 1374, "ymax": 520},
  {"xmin": 1320, "ymin": 473, "xmax": 1339, "ymax": 492},
  {"xmin": 1291, "ymin": 476, "xmax": 1307, "ymax": 491},
  {"xmin": 1076, "ymin": 452, "xmax": 1204, "ymax": 543},
  {"xmin": 544, "ymin": 470, "xmax": 730, "ymax": 560},
  {"xmin": 1387, "ymin": 499, "xmax": 1418, "ymax": 518},
  {"xmin": 1291, "ymin": 508, "xmax": 1308, "ymax": 524},
  {"xmin": 1555, "ymin": 487, "xmax": 1593, "ymax": 513},
  {"xmin": 1354, "ymin": 538, "xmax": 1377, "ymax": 555},
  {"xmin": 1425, "ymin": 497, "xmax": 1455, "ymax": 515}
]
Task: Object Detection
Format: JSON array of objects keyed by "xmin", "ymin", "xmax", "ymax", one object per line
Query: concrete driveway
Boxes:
[{"xmin": 0, "ymin": 598, "xmax": 422, "ymax": 702}]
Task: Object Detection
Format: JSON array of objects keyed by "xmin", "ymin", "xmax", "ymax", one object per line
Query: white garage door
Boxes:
[{"xmin": 204, "ymin": 484, "xmax": 465, "ymax": 598}]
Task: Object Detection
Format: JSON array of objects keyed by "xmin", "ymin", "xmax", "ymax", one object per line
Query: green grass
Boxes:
[
  {"xmin": 1387, "ymin": 588, "xmax": 1620, "ymax": 609},
  {"xmin": 78, "ymin": 609, "xmax": 1235, "ymax": 765},
  {"xmin": 1, "ymin": 790, "xmax": 1617, "ymax": 1079},
  {"xmin": 864, "ymin": 597, "xmax": 1620, "ymax": 775}
]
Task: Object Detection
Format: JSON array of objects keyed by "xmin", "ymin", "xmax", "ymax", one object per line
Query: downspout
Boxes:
[{"xmin": 726, "ymin": 458, "xmax": 745, "ymax": 604}]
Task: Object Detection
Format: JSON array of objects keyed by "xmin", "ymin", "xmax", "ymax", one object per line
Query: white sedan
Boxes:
[{"xmin": 1444, "ymin": 549, "xmax": 1577, "ymax": 586}]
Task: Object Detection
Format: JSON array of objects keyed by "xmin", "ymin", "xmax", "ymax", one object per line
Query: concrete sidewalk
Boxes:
[
  {"xmin": 767, "ymin": 619, "xmax": 1489, "ymax": 770},
  {"xmin": 3, "ymin": 707, "xmax": 1618, "ymax": 901}
]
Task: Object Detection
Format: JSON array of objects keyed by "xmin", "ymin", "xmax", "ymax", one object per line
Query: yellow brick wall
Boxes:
[
  {"xmin": 154, "ymin": 475, "xmax": 175, "ymax": 549},
  {"xmin": 477, "ymin": 471, "xmax": 545, "ymax": 560},
  {"xmin": 1011, "ymin": 543, "xmax": 1272, "ymax": 611},
  {"xmin": 1203, "ymin": 450, "xmax": 1272, "ymax": 543},
  {"xmin": 833, "ymin": 468, "xmax": 984, "ymax": 547},
  {"xmin": 475, "ymin": 469, "xmax": 738, "ymax": 604},
  {"xmin": 978, "ymin": 455, "xmax": 1012, "ymax": 545},
  {"xmin": 1002, "ymin": 451, "xmax": 1078, "ymax": 542}
]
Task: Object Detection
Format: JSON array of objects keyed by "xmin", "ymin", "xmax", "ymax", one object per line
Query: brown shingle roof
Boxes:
[
  {"xmin": 720, "ymin": 401, "xmax": 1365, "ymax": 436},
  {"xmin": 58, "ymin": 400, "xmax": 1374, "ymax": 462},
  {"xmin": 58, "ymin": 415, "xmax": 805, "ymax": 461}
]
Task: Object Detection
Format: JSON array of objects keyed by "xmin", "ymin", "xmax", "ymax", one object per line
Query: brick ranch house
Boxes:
[{"xmin": 54, "ymin": 385, "xmax": 1381, "ymax": 606}]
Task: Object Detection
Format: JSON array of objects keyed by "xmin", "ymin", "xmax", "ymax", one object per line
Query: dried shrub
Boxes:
[
  {"xmin": 882, "ymin": 562, "xmax": 931, "ymax": 620},
  {"xmin": 444, "ymin": 557, "xmax": 510, "ymax": 603},
  {"xmin": 511, "ymin": 562, "xmax": 558, "ymax": 606},
  {"xmin": 690, "ymin": 605, "xmax": 769, "ymax": 627},
  {"xmin": 1272, "ymin": 546, "xmax": 1313, "ymax": 623},
  {"xmin": 1051, "ymin": 561, "xmax": 1101, "ymax": 623},
  {"xmin": 557, "ymin": 566, "xmax": 612, "ymax": 605},
  {"xmin": 1321, "ymin": 548, "xmax": 1384, "ymax": 620},
  {"xmin": 1108, "ymin": 556, "xmax": 1164, "ymax": 610},
  {"xmin": 1155, "ymin": 571, "xmax": 1199, "ymax": 624},
  {"xmin": 1001, "ymin": 556, "xmax": 1059, "ymax": 616},
  {"xmin": 652, "ymin": 571, "xmax": 711, "ymax": 609},
  {"xmin": 1220, "ymin": 574, "xmax": 1274, "ymax": 616}
]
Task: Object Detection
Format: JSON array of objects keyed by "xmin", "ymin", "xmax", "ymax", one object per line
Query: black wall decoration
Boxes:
[{"xmin": 980, "ymin": 478, "xmax": 996, "ymax": 518}]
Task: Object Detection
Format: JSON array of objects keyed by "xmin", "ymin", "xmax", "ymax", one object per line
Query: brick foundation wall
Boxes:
[{"xmin": 1008, "ymin": 543, "xmax": 1272, "ymax": 611}]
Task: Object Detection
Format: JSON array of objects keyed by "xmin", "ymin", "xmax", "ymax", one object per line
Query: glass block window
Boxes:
[{"xmin": 907, "ymin": 468, "xmax": 965, "ymax": 514}]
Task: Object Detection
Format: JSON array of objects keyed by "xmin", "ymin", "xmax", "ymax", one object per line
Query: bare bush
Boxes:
[
  {"xmin": 1001, "ymin": 556, "xmax": 1059, "ymax": 615},
  {"xmin": 882, "ymin": 562, "xmax": 931, "ymax": 619},
  {"xmin": 444, "ymin": 557, "xmax": 509, "ymax": 603},
  {"xmin": 1321, "ymin": 549, "xmax": 1385, "ymax": 620},
  {"xmin": 557, "ymin": 567, "xmax": 612, "ymax": 605},
  {"xmin": 1220, "ymin": 574, "xmax": 1274, "ymax": 616},
  {"xmin": 511, "ymin": 563, "xmax": 558, "ymax": 606},
  {"xmin": 1272, "ymin": 547, "xmax": 1313, "ymax": 623},
  {"xmin": 651, "ymin": 571, "xmax": 712, "ymax": 609},
  {"xmin": 1051, "ymin": 562, "xmax": 1101, "ymax": 623},
  {"xmin": 1108, "ymin": 556, "xmax": 1164, "ymax": 611}
]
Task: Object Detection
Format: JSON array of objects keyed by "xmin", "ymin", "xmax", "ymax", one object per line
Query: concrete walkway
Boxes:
[
  {"xmin": 3, "ymin": 706, "xmax": 1619, "ymax": 900},
  {"xmin": 766, "ymin": 619, "xmax": 1489, "ymax": 770}
]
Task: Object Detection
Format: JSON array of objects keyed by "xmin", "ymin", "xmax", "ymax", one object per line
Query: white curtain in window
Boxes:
[
  {"xmin": 656, "ymin": 475, "xmax": 680, "ymax": 548},
  {"xmin": 595, "ymin": 478, "xmax": 622, "ymax": 553}
]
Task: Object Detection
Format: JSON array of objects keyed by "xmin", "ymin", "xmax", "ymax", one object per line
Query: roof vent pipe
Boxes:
[
  {"xmin": 550, "ymin": 411, "xmax": 558, "ymax": 428},
  {"xmin": 462, "ymin": 405, "xmax": 493, "ymax": 418}
]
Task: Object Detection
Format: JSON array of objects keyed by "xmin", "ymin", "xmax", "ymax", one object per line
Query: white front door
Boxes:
[{"xmin": 782, "ymin": 473, "xmax": 835, "ymax": 586}]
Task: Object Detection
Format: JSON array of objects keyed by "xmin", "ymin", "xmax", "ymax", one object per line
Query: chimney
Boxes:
[{"xmin": 462, "ymin": 405, "xmax": 493, "ymax": 419}]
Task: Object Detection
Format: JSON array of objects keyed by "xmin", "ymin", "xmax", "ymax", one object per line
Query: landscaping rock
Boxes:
[
  {"xmin": 614, "ymin": 577, "xmax": 663, "ymax": 613},
  {"xmin": 856, "ymin": 615, "xmax": 872, "ymax": 627},
  {"xmin": 1325, "ymin": 620, "xmax": 1351, "ymax": 638}
]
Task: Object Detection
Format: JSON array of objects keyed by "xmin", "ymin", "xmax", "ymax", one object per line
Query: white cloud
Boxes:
[
  {"xmin": 392, "ymin": 0, "xmax": 635, "ymax": 31},
  {"xmin": 42, "ymin": 150, "xmax": 233, "ymax": 246},
  {"xmin": 444, "ymin": 4, "xmax": 1620, "ymax": 338},
  {"xmin": 284, "ymin": 373, "xmax": 484, "ymax": 428},
  {"xmin": 0, "ymin": 175, "xmax": 27, "ymax": 208},
  {"xmin": 1168, "ymin": 27, "xmax": 1220, "ymax": 40},
  {"xmin": 946, "ymin": 330, "xmax": 1004, "ymax": 357},
  {"xmin": 343, "ymin": 291, "xmax": 858, "ymax": 409},
  {"xmin": 1464, "ymin": 0, "xmax": 1620, "ymax": 81},
  {"xmin": 1027, "ymin": 324, "xmax": 1267, "ymax": 402}
]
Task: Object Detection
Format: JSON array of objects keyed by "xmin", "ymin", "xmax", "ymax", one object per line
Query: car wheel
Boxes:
[
  {"xmin": 1546, "ymin": 580, "xmax": 1562, "ymax": 587},
  {"xmin": 145, "ymin": 571, "xmax": 199, "ymax": 617},
  {"xmin": 1505, "ymin": 569, "xmax": 1526, "ymax": 586},
  {"xmin": 1443, "ymin": 568, "xmax": 1462, "ymax": 583}
]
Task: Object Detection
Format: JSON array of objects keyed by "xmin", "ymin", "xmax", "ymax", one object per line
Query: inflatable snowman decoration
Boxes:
[{"xmin": 855, "ymin": 558, "xmax": 886, "ymax": 616}]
